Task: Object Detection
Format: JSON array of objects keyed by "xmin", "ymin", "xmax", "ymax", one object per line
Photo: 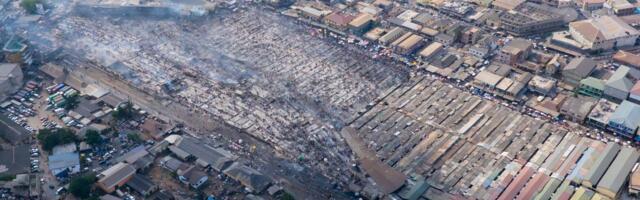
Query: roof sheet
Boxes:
[
  {"xmin": 584, "ymin": 143, "xmax": 621, "ymax": 187},
  {"xmin": 581, "ymin": 77, "xmax": 605, "ymax": 90},
  {"xmin": 597, "ymin": 147, "xmax": 640, "ymax": 197},
  {"xmin": 98, "ymin": 162, "xmax": 136, "ymax": 189},
  {"xmin": 48, "ymin": 152, "xmax": 79, "ymax": 170},
  {"xmin": 475, "ymin": 70, "xmax": 503, "ymax": 87},
  {"xmin": 563, "ymin": 57, "xmax": 597, "ymax": 78},
  {"xmin": 609, "ymin": 100, "xmax": 640, "ymax": 130}
]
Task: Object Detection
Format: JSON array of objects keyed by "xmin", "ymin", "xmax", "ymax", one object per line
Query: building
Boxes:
[
  {"xmin": 97, "ymin": 162, "xmax": 137, "ymax": 193},
  {"xmin": 608, "ymin": 100, "xmax": 640, "ymax": 140},
  {"xmin": 418, "ymin": 42, "xmax": 444, "ymax": 61},
  {"xmin": 568, "ymin": 16, "xmax": 640, "ymax": 51},
  {"xmin": 396, "ymin": 34, "xmax": 424, "ymax": 55},
  {"xmin": 160, "ymin": 155, "xmax": 187, "ymax": 173},
  {"xmin": 223, "ymin": 162, "xmax": 272, "ymax": 193},
  {"xmin": 528, "ymin": 75, "xmax": 557, "ymax": 96},
  {"xmin": 323, "ymin": 12, "xmax": 355, "ymax": 31},
  {"xmin": 609, "ymin": 0, "xmax": 635, "ymax": 16},
  {"xmin": 559, "ymin": 95, "xmax": 598, "ymax": 123},
  {"xmin": 586, "ymin": 99, "xmax": 619, "ymax": 129},
  {"xmin": 630, "ymin": 164, "xmax": 640, "ymax": 195},
  {"xmin": 604, "ymin": 66, "xmax": 640, "ymax": 102},
  {"xmin": 0, "ymin": 63, "xmax": 24, "ymax": 101},
  {"xmin": 491, "ymin": 0, "xmax": 525, "ymax": 10},
  {"xmin": 630, "ymin": 82, "xmax": 640, "ymax": 104},
  {"xmin": 460, "ymin": 27, "xmax": 481, "ymax": 44},
  {"xmin": 596, "ymin": 146, "xmax": 640, "ymax": 199},
  {"xmin": 297, "ymin": 6, "xmax": 331, "ymax": 20},
  {"xmin": 349, "ymin": 13, "xmax": 374, "ymax": 35},
  {"xmin": 178, "ymin": 165, "xmax": 208, "ymax": 189},
  {"xmin": 125, "ymin": 174, "xmax": 158, "ymax": 196},
  {"xmin": 378, "ymin": 27, "xmax": 405, "ymax": 46},
  {"xmin": 2, "ymin": 36, "xmax": 30, "ymax": 64},
  {"xmin": 582, "ymin": 142, "xmax": 621, "ymax": 188},
  {"xmin": 576, "ymin": 0, "xmax": 606, "ymax": 11},
  {"xmin": 48, "ymin": 152, "xmax": 80, "ymax": 177},
  {"xmin": 116, "ymin": 145, "xmax": 154, "ymax": 170},
  {"xmin": 562, "ymin": 57, "xmax": 597, "ymax": 86},
  {"xmin": 169, "ymin": 136, "xmax": 235, "ymax": 172},
  {"xmin": 496, "ymin": 39, "xmax": 532, "ymax": 66},
  {"xmin": 140, "ymin": 119, "xmax": 170, "ymax": 140},
  {"xmin": 499, "ymin": 3, "xmax": 565, "ymax": 36},
  {"xmin": 578, "ymin": 77, "xmax": 606, "ymax": 98},
  {"xmin": 613, "ymin": 51, "xmax": 640, "ymax": 69}
]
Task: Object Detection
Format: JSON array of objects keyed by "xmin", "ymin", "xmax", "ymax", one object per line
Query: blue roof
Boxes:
[
  {"xmin": 48, "ymin": 152, "xmax": 79, "ymax": 170},
  {"xmin": 610, "ymin": 100, "xmax": 640, "ymax": 129}
]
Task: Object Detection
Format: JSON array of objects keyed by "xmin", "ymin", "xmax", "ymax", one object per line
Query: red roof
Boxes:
[{"xmin": 324, "ymin": 12, "xmax": 355, "ymax": 27}]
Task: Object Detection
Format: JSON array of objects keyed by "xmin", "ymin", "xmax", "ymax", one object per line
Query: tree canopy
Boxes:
[
  {"xmin": 127, "ymin": 132, "xmax": 142, "ymax": 143},
  {"xmin": 112, "ymin": 101, "xmax": 135, "ymax": 121},
  {"xmin": 37, "ymin": 128, "xmax": 78, "ymax": 152},
  {"xmin": 84, "ymin": 130, "xmax": 102, "ymax": 146},
  {"xmin": 68, "ymin": 174, "xmax": 96, "ymax": 199},
  {"xmin": 20, "ymin": 0, "xmax": 41, "ymax": 14},
  {"xmin": 64, "ymin": 94, "xmax": 80, "ymax": 110}
]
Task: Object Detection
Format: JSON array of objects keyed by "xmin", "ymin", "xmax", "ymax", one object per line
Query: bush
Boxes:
[
  {"xmin": 68, "ymin": 174, "xmax": 96, "ymax": 199},
  {"xmin": 0, "ymin": 175, "xmax": 16, "ymax": 181},
  {"xmin": 37, "ymin": 128, "xmax": 78, "ymax": 152}
]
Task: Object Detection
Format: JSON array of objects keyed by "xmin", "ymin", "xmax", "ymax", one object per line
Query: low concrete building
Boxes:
[
  {"xmin": 586, "ymin": 99, "xmax": 619, "ymax": 130},
  {"xmin": 562, "ymin": 57, "xmax": 597, "ymax": 86},
  {"xmin": 178, "ymin": 165, "xmax": 208, "ymax": 189},
  {"xmin": 604, "ymin": 66, "xmax": 640, "ymax": 102},
  {"xmin": 418, "ymin": 42, "xmax": 444, "ymax": 61},
  {"xmin": 97, "ymin": 162, "xmax": 136, "ymax": 193},
  {"xmin": 48, "ymin": 152, "xmax": 80, "ymax": 178},
  {"xmin": 528, "ymin": 75, "xmax": 557, "ymax": 96},
  {"xmin": 559, "ymin": 95, "xmax": 598, "ymax": 123},
  {"xmin": 349, "ymin": 13, "xmax": 374, "ymax": 35},
  {"xmin": 579, "ymin": 77, "xmax": 606, "ymax": 98},
  {"xmin": 496, "ymin": 39, "xmax": 533, "ymax": 66},
  {"xmin": 608, "ymin": 100, "xmax": 640, "ymax": 140},
  {"xmin": 125, "ymin": 174, "xmax": 158, "ymax": 196},
  {"xmin": 223, "ymin": 162, "xmax": 272, "ymax": 193},
  {"xmin": 613, "ymin": 50, "xmax": 640, "ymax": 69}
]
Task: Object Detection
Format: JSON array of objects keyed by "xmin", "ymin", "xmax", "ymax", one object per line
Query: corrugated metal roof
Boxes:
[
  {"xmin": 609, "ymin": 101, "xmax": 640, "ymax": 131},
  {"xmin": 48, "ymin": 152, "xmax": 79, "ymax": 170},
  {"xmin": 583, "ymin": 143, "xmax": 621, "ymax": 188},
  {"xmin": 533, "ymin": 178, "xmax": 561, "ymax": 200},
  {"xmin": 596, "ymin": 147, "xmax": 640, "ymax": 198}
]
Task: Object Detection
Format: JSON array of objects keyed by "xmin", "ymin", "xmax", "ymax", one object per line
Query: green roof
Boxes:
[
  {"xmin": 580, "ymin": 77, "xmax": 605, "ymax": 90},
  {"xmin": 2, "ymin": 36, "xmax": 27, "ymax": 53}
]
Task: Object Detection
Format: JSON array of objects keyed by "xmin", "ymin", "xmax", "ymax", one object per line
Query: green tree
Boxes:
[
  {"xmin": 37, "ymin": 128, "xmax": 78, "ymax": 152},
  {"xmin": 84, "ymin": 130, "xmax": 102, "ymax": 146},
  {"xmin": 112, "ymin": 101, "xmax": 135, "ymax": 121},
  {"xmin": 279, "ymin": 192, "xmax": 295, "ymax": 200},
  {"xmin": 68, "ymin": 174, "xmax": 96, "ymax": 199},
  {"xmin": 127, "ymin": 132, "xmax": 142, "ymax": 143},
  {"xmin": 64, "ymin": 94, "xmax": 80, "ymax": 110},
  {"xmin": 20, "ymin": 0, "xmax": 41, "ymax": 14}
]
